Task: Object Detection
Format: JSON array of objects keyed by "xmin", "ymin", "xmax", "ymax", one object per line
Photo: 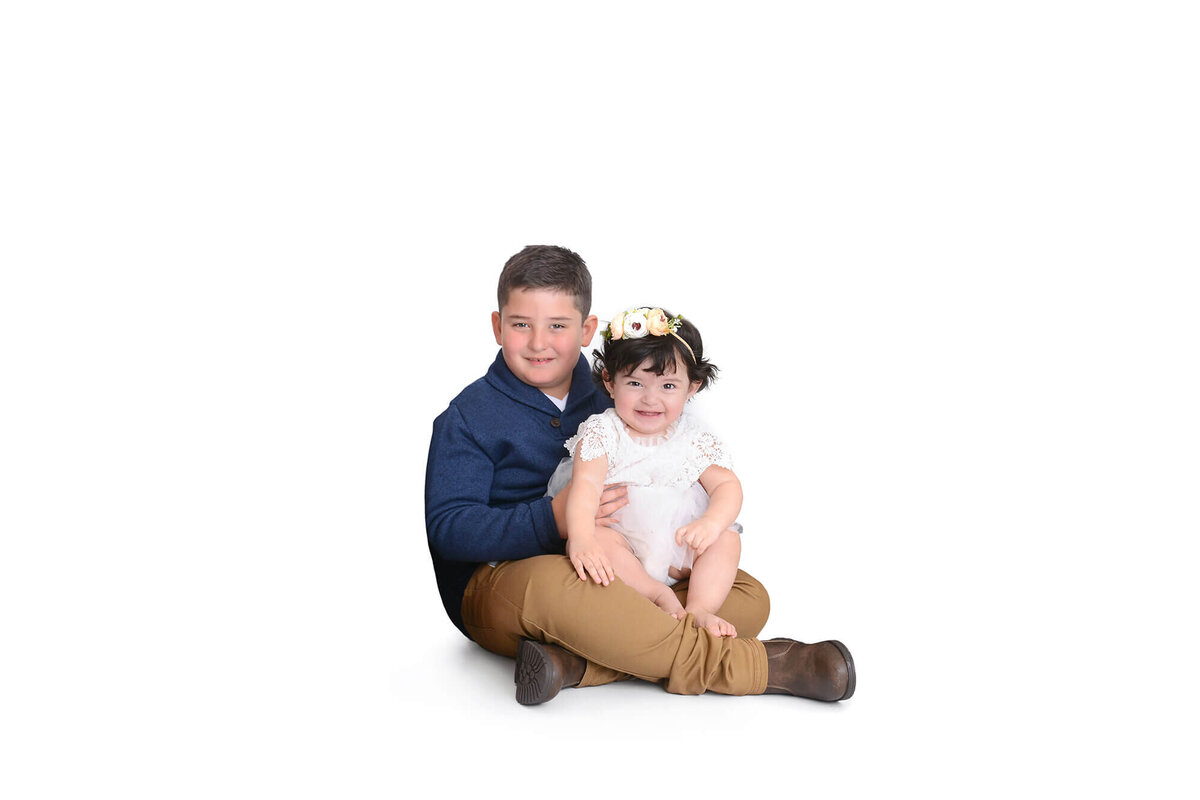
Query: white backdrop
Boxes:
[{"xmin": 3, "ymin": 2, "xmax": 1197, "ymax": 797}]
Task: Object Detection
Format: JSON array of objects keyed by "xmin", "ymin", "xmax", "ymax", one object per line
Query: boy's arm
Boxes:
[{"xmin": 425, "ymin": 405, "xmax": 561, "ymax": 563}]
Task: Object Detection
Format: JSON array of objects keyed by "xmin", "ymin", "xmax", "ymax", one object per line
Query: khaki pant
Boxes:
[{"xmin": 461, "ymin": 554, "xmax": 770, "ymax": 695}]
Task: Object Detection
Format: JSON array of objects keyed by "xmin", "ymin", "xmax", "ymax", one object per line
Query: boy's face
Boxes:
[{"xmin": 492, "ymin": 288, "xmax": 598, "ymax": 399}]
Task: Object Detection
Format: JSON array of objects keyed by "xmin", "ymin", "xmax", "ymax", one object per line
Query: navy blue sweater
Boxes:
[{"xmin": 424, "ymin": 351, "xmax": 611, "ymax": 636}]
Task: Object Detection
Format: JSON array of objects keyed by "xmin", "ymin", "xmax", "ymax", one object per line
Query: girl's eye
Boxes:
[{"xmin": 663, "ymin": 383, "xmax": 676, "ymax": 390}]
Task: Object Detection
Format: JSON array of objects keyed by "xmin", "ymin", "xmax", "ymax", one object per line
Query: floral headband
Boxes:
[{"xmin": 601, "ymin": 307, "xmax": 696, "ymax": 362}]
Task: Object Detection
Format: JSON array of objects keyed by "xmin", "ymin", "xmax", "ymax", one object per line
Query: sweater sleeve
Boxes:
[{"xmin": 424, "ymin": 404, "xmax": 563, "ymax": 562}]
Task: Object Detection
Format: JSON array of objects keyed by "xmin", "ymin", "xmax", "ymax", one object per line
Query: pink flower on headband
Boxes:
[{"xmin": 608, "ymin": 311, "xmax": 626, "ymax": 340}]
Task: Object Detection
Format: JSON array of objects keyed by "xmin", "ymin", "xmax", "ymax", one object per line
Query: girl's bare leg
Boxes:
[
  {"xmin": 594, "ymin": 527, "xmax": 685, "ymax": 619},
  {"xmin": 683, "ymin": 528, "xmax": 742, "ymax": 637}
]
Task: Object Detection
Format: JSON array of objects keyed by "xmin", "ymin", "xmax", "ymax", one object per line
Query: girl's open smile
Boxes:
[{"xmin": 605, "ymin": 358, "xmax": 699, "ymax": 439}]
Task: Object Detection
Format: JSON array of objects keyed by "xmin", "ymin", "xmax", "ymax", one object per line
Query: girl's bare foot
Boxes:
[
  {"xmin": 689, "ymin": 608, "xmax": 737, "ymax": 638},
  {"xmin": 651, "ymin": 585, "xmax": 686, "ymax": 619}
]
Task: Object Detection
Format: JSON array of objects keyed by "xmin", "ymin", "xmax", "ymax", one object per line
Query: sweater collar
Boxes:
[{"xmin": 485, "ymin": 350, "xmax": 595, "ymax": 415}]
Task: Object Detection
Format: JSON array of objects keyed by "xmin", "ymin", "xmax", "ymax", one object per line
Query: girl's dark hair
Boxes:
[{"xmin": 591, "ymin": 311, "xmax": 718, "ymax": 396}]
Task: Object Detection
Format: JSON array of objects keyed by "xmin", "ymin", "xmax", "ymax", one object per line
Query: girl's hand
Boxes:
[
  {"xmin": 675, "ymin": 518, "xmax": 723, "ymax": 557},
  {"xmin": 567, "ymin": 534, "xmax": 615, "ymax": 586}
]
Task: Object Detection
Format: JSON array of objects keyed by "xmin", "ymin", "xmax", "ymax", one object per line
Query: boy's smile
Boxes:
[{"xmin": 492, "ymin": 288, "xmax": 598, "ymax": 399}]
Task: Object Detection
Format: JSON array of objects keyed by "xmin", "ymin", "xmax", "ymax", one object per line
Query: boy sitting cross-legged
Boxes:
[{"xmin": 424, "ymin": 244, "xmax": 855, "ymax": 704}]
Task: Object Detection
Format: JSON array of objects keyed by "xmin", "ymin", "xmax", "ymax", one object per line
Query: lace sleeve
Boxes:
[
  {"xmin": 683, "ymin": 430, "xmax": 734, "ymax": 482},
  {"xmin": 564, "ymin": 413, "xmax": 618, "ymax": 462}
]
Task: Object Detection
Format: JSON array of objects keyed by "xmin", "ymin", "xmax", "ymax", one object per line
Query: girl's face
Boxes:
[{"xmin": 604, "ymin": 356, "xmax": 700, "ymax": 439}]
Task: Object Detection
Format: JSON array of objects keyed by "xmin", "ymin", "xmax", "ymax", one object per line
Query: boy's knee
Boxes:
[
  {"xmin": 735, "ymin": 569, "xmax": 768, "ymax": 603},
  {"xmin": 731, "ymin": 569, "xmax": 770, "ymax": 635}
]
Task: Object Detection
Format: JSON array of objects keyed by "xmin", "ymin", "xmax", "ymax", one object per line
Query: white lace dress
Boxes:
[{"xmin": 547, "ymin": 408, "xmax": 735, "ymax": 585}]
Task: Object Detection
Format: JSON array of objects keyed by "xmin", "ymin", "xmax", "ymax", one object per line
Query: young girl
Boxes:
[{"xmin": 547, "ymin": 306, "xmax": 744, "ymax": 637}]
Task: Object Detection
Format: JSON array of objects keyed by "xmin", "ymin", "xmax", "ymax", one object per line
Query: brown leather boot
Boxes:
[
  {"xmin": 762, "ymin": 638, "xmax": 856, "ymax": 701},
  {"xmin": 514, "ymin": 639, "xmax": 587, "ymax": 705}
]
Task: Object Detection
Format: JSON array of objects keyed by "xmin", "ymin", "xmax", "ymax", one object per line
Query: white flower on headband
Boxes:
[{"xmin": 623, "ymin": 309, "xmax": 650, "ymax": 339}]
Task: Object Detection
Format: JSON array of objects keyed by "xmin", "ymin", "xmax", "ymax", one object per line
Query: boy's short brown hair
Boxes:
[{"xmin": 497, "ymin": 245, "xmax": 592, "ymax": 318}]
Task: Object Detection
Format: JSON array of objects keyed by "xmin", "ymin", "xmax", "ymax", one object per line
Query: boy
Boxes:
[{"xmin": 424, "ymin": 245, "xmax": 855, "ymax": 703}]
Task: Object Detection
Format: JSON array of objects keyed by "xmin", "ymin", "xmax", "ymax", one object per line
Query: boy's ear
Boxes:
[
  {"xmin": 491, "ymin": 311, "xmax": 503, "ymax": 345},
  {"xmin": 580, "ymin": 314, "xmax": 599, "ymax": 346}
]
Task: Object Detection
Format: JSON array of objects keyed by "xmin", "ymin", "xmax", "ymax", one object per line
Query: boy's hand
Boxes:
[
  {"xmin": 595, "ymin": 483, "xmax": 629, "ymax": 528},
  {"xmin": 554, "ymin": 482, "xmax": 628, "ymax": 538},
  {"xmin": 675, "ymin": 518, "xmax": 724, "ymax": 557},
  {"xmin": 567, "ymin": 534, "xmax": 615, "ymax": 586}
]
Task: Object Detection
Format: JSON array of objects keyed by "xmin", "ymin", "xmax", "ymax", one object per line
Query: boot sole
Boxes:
[
  {"xmin": 826, "ymin": 639, "xmax": 856, "ymax": 700},
  {"xmin": 515, "ymin": 639, "xmax": 561, "ymax": 706}
]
